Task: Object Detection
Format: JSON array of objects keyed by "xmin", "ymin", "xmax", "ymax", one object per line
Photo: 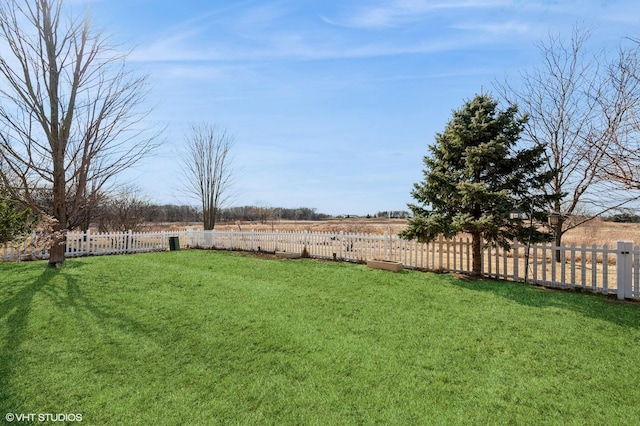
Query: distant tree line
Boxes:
[
  {"xmin": 0, "ymin": 183, "xmax": 347, "ymax": 233},
  {"xmin": 218, "ymin": 206, "xmax": 330, "ymax": 223},
  {"xmin": 603, "ymin": 212, "xmax": 640, "ymax": 223},
  {"xmin": 10, "ymin": 186, "xmax": 335, "ymax": 231},
  {"xmin": 374, "ymin": 211, "xmax": 411, "ymax": 219}
]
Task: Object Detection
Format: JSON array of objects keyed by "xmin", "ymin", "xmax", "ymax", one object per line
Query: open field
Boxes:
[
  {"xmin": 1, "ymin": 250, "xmax": 640, "ymax": 424},
  {"xmin": 159, "ymin": 218, "xmax": 640, "ymax": 247},
  {"xmin": 158, "ymin": 218, "xmax": 410, "ymax": 235}
]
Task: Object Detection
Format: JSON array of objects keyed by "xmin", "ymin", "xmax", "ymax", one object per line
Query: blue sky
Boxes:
[{"xmin": 83, "ymin": 0, "xmax": 640, "ymax": 216}]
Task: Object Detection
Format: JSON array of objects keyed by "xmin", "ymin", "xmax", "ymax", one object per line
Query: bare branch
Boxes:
[
  {"xmin": 495, "ymin": 25, "xmax": 640, "ymax": 252},
  {"xmin": 0, "ymin": 0, "xmax": 159, "ymax": 265}
]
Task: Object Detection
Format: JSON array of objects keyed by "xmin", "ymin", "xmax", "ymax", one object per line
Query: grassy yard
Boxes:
[{"xmin": 1, "ymin": 250, "xmax": 639, "ymax": 425}]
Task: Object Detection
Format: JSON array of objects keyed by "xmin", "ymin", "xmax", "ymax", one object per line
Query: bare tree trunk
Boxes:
[
  {"xmin": 49, "ymin": 173, "xmax": 66, "ymax": 266},
  {"xmin": 48, "ymin": 230, "xmax": 66, "ymax": 267},
  {"xmin": 203, "ymin": 202, "xmax": 215, "ymax": 230},
  {"xmin": 552, "ymin": 200, "xmax": 564, "ymax": 263},
  {"xmin": 553, "ymin": 217, "xmax": 564, "ymax": 263}
]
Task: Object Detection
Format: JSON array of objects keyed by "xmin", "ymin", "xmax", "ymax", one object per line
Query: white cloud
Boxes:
[
  {"xmin": 128, "ymin": 0, "xmax": 555, "ymax": 65},
  {"xmin": 130, "ymin": 24, "xmax": 491, "ymax": 64},
  {"xmin": 325, "ymin": 0, "xmax": 510, "ymax": 29},
  {"xmin": 451, "ymin": 20, "xmax": 532, "ymax": 35}
]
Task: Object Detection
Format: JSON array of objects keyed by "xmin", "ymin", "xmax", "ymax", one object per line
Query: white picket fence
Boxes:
[
  {"xmin": 186, "ymin": 230, "xmax": 639, "ymax": 300},
  {"xmin": 2, "ymin": 229, "xmax": 639, "ymax": 300},
  {"xmin": 1, "ymin": 230, "xmax": 187, "ymax": 261}
]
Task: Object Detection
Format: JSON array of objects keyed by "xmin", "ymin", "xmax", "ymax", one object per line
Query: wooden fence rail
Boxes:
[{"xmin": 2, "ymin": 229, "xmax": 638, "ymax": 300}]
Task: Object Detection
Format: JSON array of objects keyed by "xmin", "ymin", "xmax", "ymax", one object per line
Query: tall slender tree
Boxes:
[
  {"xmin": 0, "ymin": 0, "xmax": 157, "ymax": 266},
  {"xmin": 401, "ymin": 94, "xmax": 558, "ymax": 276},
  {"xmin": 181, "ymin": 123, "xmax": 235, "ymax": 230}
]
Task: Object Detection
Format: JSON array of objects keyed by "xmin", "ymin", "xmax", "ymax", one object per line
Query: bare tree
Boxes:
[
  {"xmin": 0, "ymin": 0, "xmax": 158, "ymax": 266},
  {"xmin": 98, "ymin": 185, "xmax": 152, "ymax": 232},
  {"xmin": 595, "ymin": 42, "xmax": 640, "ymax": 188},
  {"xmin": 181, "ymin": 123, "xmax": 235, "ymax": 230},
  {"xmin": 496, "ymin": 27, "xmax": 640, "ymax": 260}
]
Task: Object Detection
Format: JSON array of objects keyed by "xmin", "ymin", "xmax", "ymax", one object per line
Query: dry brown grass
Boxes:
[
  {"xmin": 188, "ymin": 218, "xmax": 410, "ymax": 235},
  {"xmin": 171, "ymin": 217, "xmax": 640, "ymax": 247},
  {"xmin": 561, "ymin": 219, "xmax": 640, "ymax": 247}
]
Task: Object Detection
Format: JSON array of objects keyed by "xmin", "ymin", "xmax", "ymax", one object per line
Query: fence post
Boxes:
[
  {"xmin": 126, "ymin": 230, "xmax": 133, "ymax": 253},
  {"xmin": 304, "ymin": 230, "xmax": 308, "ymax": 255},
  {"xmin": 617, "ymin": 241, "xmax": 633, "ymax": 300},
  {"xmin": 85, "ymin": 229, "xmax": 91, "ymax": 255},
  {"xmin": 438, "ymin": 235, "xmax": 444, "ymax": 271},
  {"xmin": 383, "ymin": 232, "xmax": 388, "ymax": 260}
]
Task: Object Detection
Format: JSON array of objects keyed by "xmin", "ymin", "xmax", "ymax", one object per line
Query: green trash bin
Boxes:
[{"xmin": 169, "ymin": 236, "xmax": 180, "ymax": 251}]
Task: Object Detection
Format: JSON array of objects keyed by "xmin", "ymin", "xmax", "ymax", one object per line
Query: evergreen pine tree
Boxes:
[
  {"xmin": 401, "ymin": 94, "xmax": 558, "ymax": 276},
  {"xmin": 0, "ymin": 188, "xmax": 38, "ymax": 244}
]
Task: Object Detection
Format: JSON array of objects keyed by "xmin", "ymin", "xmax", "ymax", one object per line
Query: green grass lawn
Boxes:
[{"xmin": 1, "ymin": 250, "xmax": 639, "ymax": 425}]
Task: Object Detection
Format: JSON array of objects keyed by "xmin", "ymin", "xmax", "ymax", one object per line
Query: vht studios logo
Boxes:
[{"xmin": 5, "ymin": 413, "xmax": 83, "ymax": 422}]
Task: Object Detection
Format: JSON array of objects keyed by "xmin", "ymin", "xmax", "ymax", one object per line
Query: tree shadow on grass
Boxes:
[
  {"xmin": 0, "ymin": 260, "xmax": 161, "ymax": 414},
  {"xmin": 446, "ymin": 274, "xmax": 640, "ymax": 330},
  {"xmin": 0, "ymin": 264, "xmax": 58, "ymax": 412},
  {"xmin": 43, "ymin": 266, "xmax": 160, "ymax": 342}
]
